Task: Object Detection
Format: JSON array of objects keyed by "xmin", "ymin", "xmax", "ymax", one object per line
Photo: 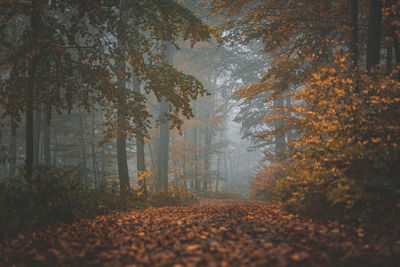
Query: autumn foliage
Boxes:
[
  {"xmin": 2, "ymin": 199, "xmax": 399, "ymax": 266},
  {"xmin": 211, "ymin": 0, "xmax": 400, "ymax": 222},
  {"xmin": 252, "ymin": 60, "xmax": 400, "ymax": 219}
]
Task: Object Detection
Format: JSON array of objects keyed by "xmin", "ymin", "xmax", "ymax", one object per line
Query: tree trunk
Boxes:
[
  {"xmin": 157, "ymin": 41, "xmax": 174, "ymax": 191},
  {"xmin": 91, "ymin": 113, "xmax": 98, "ymax": 187},
  {"xmin": 78, "ymin": 110, "xmax": 88, "ymax": 184},
  {"xmin": 25, "ymin": 1, "xmax": 41, "ymax": 179},
  {"xmin": 216, "ymin": 151, "xmax": 220, "ymax": 193},
  {"xmin": 223, "ymin": 150, "xmax": 228, "ymax": 184},
  {"xmin": 274, "ymin": 97, "xmax": 286, "ymax": 160},
  {"xmin": 116, "ymin": 0, "xmax": 130, "ymax": 193},
  {"xmin": 158, "ymin": 96, "xmax": 170, "ymax": 190},
  {"xmin": 350, "ymin": 0, "xmax": 359, "ymax": 68},
  {"xmin": 193, "ymin": 103, "xmax": 200, "ymax": 191},
  {"xmin": 133, "ymin": 67, "xmax": 146, "ymax": 192},
  {"xmin": 366, "ymin": 0, "xmax": 382, "ymax": 70},
  {"xmin": 100, "ymin": 143, "xmax": 106, "ymax": 179},
  {"xmin": 53, "ymin": 128, "xmax": 58, "ymax": 165},
  {"xmin": 387, "ymin": 42, "xmax": 393, "ymax": 71},
  {"xmin": 43, "ymin": 107, "xmax": 51, "ymax": 165},
  {"xmin": 182, "ymin": 130, "xmax": 187, "ymax": 189},
  {"xmin": 148, "ymin": 144, "xmax": 155, "ymax": 170},
  {"xmin": 33, "ymin": 109, "xmax": 41, "ymax": 167},
  {"xmin": 9, "ymin": 119, "xmax": 17, "ymax": 177},
  {"xmin": 0, "ymin": 130, "xmax": 4, "ymax": 177},
  {"xmin": 393, "ymin": 32, "xmax": 400, "ymax": 65},
  {"xmin": 203, "ymin": 112, "xmax": 212, "ymax": 191}
]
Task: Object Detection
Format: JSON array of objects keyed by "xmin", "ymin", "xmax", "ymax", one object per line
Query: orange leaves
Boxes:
[
  {"xmin": 1, "ymin": 199, "xmax": 398, "ymax": 266},
  {"xmin": 264, "ymin": 58, "xmax": 400, "ymax": 218},
  {"xmin": 185, "ymin": 244, "xmax": 202, "ymax": 251}
]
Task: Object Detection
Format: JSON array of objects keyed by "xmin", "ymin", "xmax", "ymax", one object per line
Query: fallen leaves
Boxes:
[{"xmin": 0, "ymin": 199, "xmax": 399, "ymax": 266}]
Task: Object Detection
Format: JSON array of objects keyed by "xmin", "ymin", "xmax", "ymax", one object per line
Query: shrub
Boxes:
[
  {"xmin": 255, "ymin": 60, "xmax": 400, "ymax": 222},
  {"xmin": 0, "ymin": 165, "xmax": 144, "ymax": 239},
  {"xmin": 148, "ymin": 181, "xmax": 197, "ymax": 207}
]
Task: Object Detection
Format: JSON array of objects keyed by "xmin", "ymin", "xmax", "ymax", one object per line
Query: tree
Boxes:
[{"xmin": 212, "ymin": 0, "xmax": 400, "ymax": 217}]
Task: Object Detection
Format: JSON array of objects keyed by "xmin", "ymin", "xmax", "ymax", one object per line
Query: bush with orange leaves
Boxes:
[
  {"xmin": 250, "ymin": 161, "xmax": 286, "ymax": 201},
  {"xmin": 256, "ymin": 58, "xmax": 400, "ymax": 220}
]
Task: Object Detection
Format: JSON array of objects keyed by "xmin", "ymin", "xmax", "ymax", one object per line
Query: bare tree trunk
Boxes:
[
  {"xmin": 386, "ymin": 0, "xmax": 400, "ymax": 65},
  {"xmin": 100, "ymin": 143, "xmax": 106, "ymax": 179},
  {"xmin": 53, "ymin": 128, "xmax": 58, "ymax": 165},
  {"xmin": 116, "ymin": 0, "xmax": 130, "ymax": 193},
  {"xmin": 158, "ymin": 96, "xmax": 170, "ymax": 190},
  {"xmin": 193, "ymin": 103, "xmax": 200, "ymax": 191},
  {"xmin": 148, "ymin": 144, "xmax": 155, "ymax": 170},
  {"xmin": 274, "ymin": 97, "xmax": 286, "ymax": 160},
  {"xmin": 157, "ymin": 41, "xmax": 174, "ymax": 191},
  {"xmin": 78, "ymin": 110, "xmax": 88, "ymax": 184},
  {"xmin": 366, "ymin": 0, "xmax": 382, "ymax": 70},
  {"xmin": 9, "ymin": 119, "xmax": 17, "ymax": 176},
  {"xmin": 216, "ymin": 151, "xmax": 220, "ymax": 193},
  {"xmin": 203, "ymin": 112, "xmax": 212, "ymax": 191},
  {"xmin": 133, "ymin": 69, "xmax": 146, "ymax": 192},
  {"xmin": 90, "ymin": 113, "xmax": 98, "ymax": 187},
  {"xmin": 25, "ymin": 1, "xmax": 41, "ymax": 179},
  {"xmin": 223, "ymin": 150, "xmax": 228, "ymax": 184},
  {"xmin": 0, "ymin": 129, "xmax": 4, "ymax": 177},
  {"xmin": 33, "ymin": 109, "xmax": 41, "ymax": 167},
  {"xmin": 387, "ymin": 42, "xmax": 393, "ymax": 71},
  {"xmin": 350, "ymin": 0, "xmax": 359, "ymax": 69},
  {"xmin": 43, "ymin": 107, "xmax": 51, "ymax": 165},
  {"xmin": 182, "ymin": 130, "xmax": 187, "ymax": 189}
]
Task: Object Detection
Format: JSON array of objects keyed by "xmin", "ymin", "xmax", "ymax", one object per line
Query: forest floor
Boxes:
[{"xmin": 1, "ymin": 199, "xmax": 399, "ymax": 266}]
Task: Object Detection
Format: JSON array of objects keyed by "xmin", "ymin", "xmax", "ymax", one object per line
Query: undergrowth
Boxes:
[{"xmin": 0, "ymin": 166, "xmax": 196, "ymax": 240}]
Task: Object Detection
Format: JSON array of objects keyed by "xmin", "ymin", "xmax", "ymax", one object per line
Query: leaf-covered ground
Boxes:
[{"xmin": 1, "ymin": 199, "xmax": 399, "ymax": 266}]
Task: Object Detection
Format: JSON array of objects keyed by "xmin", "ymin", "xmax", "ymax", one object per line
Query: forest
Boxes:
[{"xmin": 0, "ymin": 0, "xmax": 399, "ymax": 266}]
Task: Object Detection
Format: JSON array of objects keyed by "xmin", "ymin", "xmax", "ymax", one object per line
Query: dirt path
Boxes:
[{"xmin": 1, "ymin": 199, "xmax": 398, "ymax": 266}]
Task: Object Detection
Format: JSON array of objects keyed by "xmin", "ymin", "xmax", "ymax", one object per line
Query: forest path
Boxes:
[{"xmin": 1, "ymin": 199, "xmax": 396, "ymax": 266}]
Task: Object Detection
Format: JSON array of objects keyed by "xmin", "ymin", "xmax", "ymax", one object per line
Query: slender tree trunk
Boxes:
[
  {"xmin": 157, "ymin": 41, "xmax": 174, "ymax": 191},
  {"xmin": 366, "ymin": 0, "xmax": 382, "ymax": 70},
  {"xmin": 91, "ymin": 113, "xmax": 98, "ymax": 187},
  {"xmin": 0, "ymin": 130, "xmax": 4, "ymax": 177},
  {"xmin": 100, "ymin": 144, "xmax": 106, "ymax": 179},
  {"xmin": 53, "ymin": 128, "xmax": 58, "ymax": 165},
  {"xmin": 216, "ymin": 152, "xmax": 220, "ymax": 193},
  {"xmin": 387, "ymin": 42, "xmax": 393, "ymax": 71},
  {"xmin": 350, "ymin": 0, "xmax": 359, "ymax": 68},
  {"xmin": 148, "ymin": 144, "xmax": 155, "ymax": 170},
  {"xmin": 193, "ymin": 103, "xmax": 200, "ymax": 191},
  {"xmin": 203, "ymin": 113, "xmax": 212, "ymax": 191},
  {"xmin": 182, "ymin": 130, "xmax": 187, "ymax": 189},
  {"xmin": 223, "ymin": 151, "xmax": 228, "ymax": 183},
  {"xmin": 393, "ymin": 32, "xmax": 400, "ymax": 65},
  {"xmin": 274, "ymin": 97, "xmax": 286, "ymax": 160},
  {"xmin": 387, "ymin": 0, "xmax": 400, "ymax": 65},
  {"xmin": 116, "ymin": 0, "xmax": 130, "ymax": 193},
  {"xmin": 9, "ymin": 119, "xmax": 17, "ymax": 176},
  {"xmin": 26, "ymin": 1, "xmax": 41, "ymax": 179},
  {"xmin": 43, "ymin": 107, "xmax": 51, "ymax": 165},
  {"xmin": 78, "ymin": 110, "xmax": 88, "ymax": 184},
  {"xmin": 33, "ymin": 109, "xmax": 41, "ymax": 167},
  {"xmin": 158, "ymin": 96, "xmax": 170, "ymax": 190},
  {"xmin": 133, "ymin": 69, "xmax": 146, "ymax": 192}
]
